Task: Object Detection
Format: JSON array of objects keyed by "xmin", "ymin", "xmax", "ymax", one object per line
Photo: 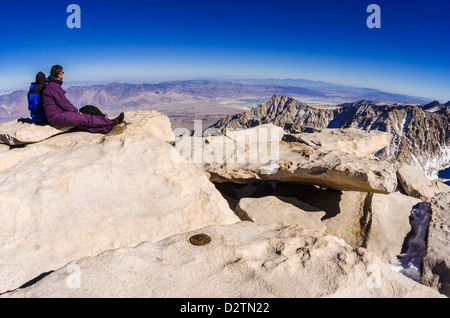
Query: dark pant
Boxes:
[{"xmin": 49, "ymin": 111, "xmax": 113, "ymax": 134}]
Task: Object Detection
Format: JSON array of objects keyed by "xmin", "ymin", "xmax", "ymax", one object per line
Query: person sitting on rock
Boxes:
[
  {"xmin": 27, "ymin": 71, "xmax": 48, "ymax": 124},
  {"xmin": 42, "ymin": 65, "xmax": 124, "ymax": 134}
]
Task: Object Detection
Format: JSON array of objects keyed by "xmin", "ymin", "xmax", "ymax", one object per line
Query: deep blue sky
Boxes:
[{"xmin": 0, "ymin": 0, "xmax": 449, "ymax": 101}]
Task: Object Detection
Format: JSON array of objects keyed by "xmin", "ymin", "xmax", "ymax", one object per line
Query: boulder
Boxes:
[
  {"xmin": 286, "ymin": 128, "xmax": 390, "ymax": 158},
  {"xmin": 0, "ymin": 111, "xmax": 239, "ymax": 294},
  {"xmin": 434, "ymin": 180, "xmax": 450, "ymax": 194},
  {"xmin": 124, "ymin": 110, "xmax": 174, "ymax": 143},
  {"xmin": 421, "ymin": 192, "xmax": 450, "ymax": 296},
  {"xmin": 0, "ymin": 111, "xmax": 175, "ymax": 173},
  {"xmin": 224, "ymin": 183, "xmax": 370, "ymax": 249},
  {"xmin": 320, "ymin": 191, "xmax": 372, "ymax": 249},
  {"xmin": 268, "ymin": 184, "xmax": 422, "ymax": 262},
  {"xmin": 3, "ymin": 222, "xmax": 444, "ymax": 298},
  {"xmin": 0, "ymin": 143, "xmax": 60, "ymax": 172},
  {"xmin": 365, "ymin": 193, "xmax": 421, "ymax": 261},
  {"xmin": 0, "ymin": 143, "xmax": 9, "ymax": 152},
  {"xmin": 0, "ymin": 118, "xmax": 71, "ymax": 146},
  {"xmin": 235, "ymin": 196, "xmax": 326, "ymax": 234},
  {"xmin": 175, "ymin": 125, "xmax": 398, "ymax": 193},
  {"xmin": 397, "ymin": 165, "xmax": 438, "ymax": 201}
]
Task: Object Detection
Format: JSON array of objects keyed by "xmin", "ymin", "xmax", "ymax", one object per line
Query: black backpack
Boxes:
[{"xmin": 79, "ymin": 105, "xmax": 107, "ymax": 117}]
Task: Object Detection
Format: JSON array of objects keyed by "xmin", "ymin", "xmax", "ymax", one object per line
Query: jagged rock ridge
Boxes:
[{"xmin": 208, "ymin": 95, "xmax": 450, "ymax": 176}]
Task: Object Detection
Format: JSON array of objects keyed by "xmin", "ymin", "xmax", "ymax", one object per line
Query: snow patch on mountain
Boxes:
[{"xmin": 389, "ymin": 202, "xmax": 432, "ymax": 281}]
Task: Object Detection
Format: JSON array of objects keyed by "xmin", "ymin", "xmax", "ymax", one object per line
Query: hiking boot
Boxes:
[{"xmin": 112, "ymin": 112, "xmax": 125, "ymax": 126}]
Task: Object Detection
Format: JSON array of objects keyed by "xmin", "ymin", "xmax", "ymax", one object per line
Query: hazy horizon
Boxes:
[{"xmin": 0, "ymin": 76, "xmax": 441, "ymax": 104}]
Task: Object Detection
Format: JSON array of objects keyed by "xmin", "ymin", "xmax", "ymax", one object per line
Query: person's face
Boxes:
[{"xmin": 58, "ymin": 70, "xmax": 64, "ymax": 80}]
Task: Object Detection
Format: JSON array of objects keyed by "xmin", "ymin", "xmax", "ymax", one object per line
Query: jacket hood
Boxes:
[
  {"xmin": 36, "ymin": 71, "xmax": 46, "ymax": 85},
  {"xmin": 46, "ymin": 76, "xmax": 63, "ymax": 85},
  {"xmin": 28, "ymin": 71, "xmax": 47, "ymax": 95}
]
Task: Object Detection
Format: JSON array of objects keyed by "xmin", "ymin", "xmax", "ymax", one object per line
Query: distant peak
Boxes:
[
  {"xmin": 269, "ymin": 94, "xmax": 290, "ymax": 101},
  {"xmin": 427, "ymin": 100, "xmax": 442, "ymax": 106},
  {"xmin": 267, "ymin": 94, "xmax": 293, "ymax": 105},
  {"xmin": 422, "ymin": 100, "xmax": 444, "ymax": 110},
  {"xmin": 359, "ymin": 99, "xmax": 376, "ymax": 104},
  {"xmin": 266, "ymin": 94, "xmax": 309, "ymax": 108},
  {"xmin": 338, "ymin": 99, "xmax": 377, "ymax": 107}
]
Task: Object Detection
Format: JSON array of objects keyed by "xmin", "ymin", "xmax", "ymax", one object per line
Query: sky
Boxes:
[{"xmin": 0, "ymin": 0, "xmax": 449, "ymax": 101}]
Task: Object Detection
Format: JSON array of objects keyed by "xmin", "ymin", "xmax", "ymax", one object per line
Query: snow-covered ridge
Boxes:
[
  {"xmin": 424, "ymin": 145, "xmax": 450, "ymax": 180},
  {"xmin": 389, "ymin": 202, "xmax": 432, "ymax": 281}
]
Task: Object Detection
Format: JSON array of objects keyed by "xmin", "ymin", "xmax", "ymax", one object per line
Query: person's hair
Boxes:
[{"xmin": 50, "ymin": 65, "xmax": 63, "ymax": 77}]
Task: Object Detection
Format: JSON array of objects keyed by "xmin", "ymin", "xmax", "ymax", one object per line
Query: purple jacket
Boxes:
[{"xmin": 42, "ymin": 77, "xmax": 78, "ymax": 122}]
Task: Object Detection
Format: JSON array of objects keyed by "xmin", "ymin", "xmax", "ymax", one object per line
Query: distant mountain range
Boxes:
[
  {"xmin": 230, "ymin": 78, "xmax": 433, "ymax": 104},
  {"xmin": 0, "ymin": 79, "xmax": 435, "ymax": 123}
]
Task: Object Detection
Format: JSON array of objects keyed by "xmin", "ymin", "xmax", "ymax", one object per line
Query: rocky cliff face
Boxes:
[{"xmin": 208, "ymin": 95, "xmax": 450, "ymax": 177}]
